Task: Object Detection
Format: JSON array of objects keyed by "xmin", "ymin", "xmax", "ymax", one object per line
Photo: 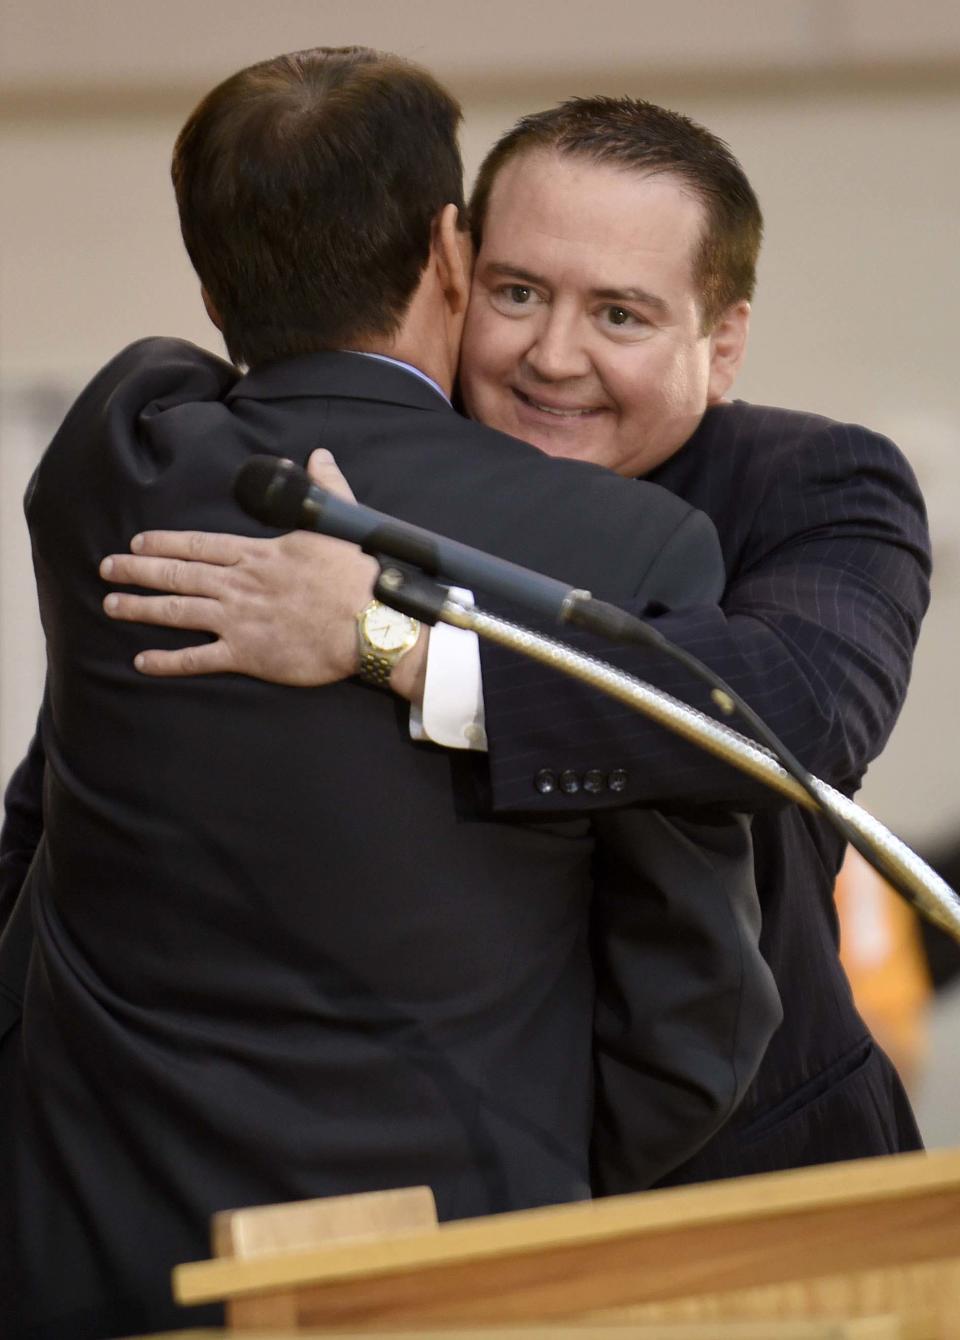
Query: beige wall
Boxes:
[{"xmin": 2, "ymin": 0, "xmax": 959, "ymax": 854}]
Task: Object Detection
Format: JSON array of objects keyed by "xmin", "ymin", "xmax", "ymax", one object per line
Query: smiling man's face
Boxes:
[{"xmin": 459, "ymin": 149, "xmax": 748, "ymax": 477}]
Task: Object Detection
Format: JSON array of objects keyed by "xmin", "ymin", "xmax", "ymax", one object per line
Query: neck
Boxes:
[
  {"xmin": 351, "ymin": 332, "xmax": 452, "ymax": 397},
  {"xmin": 349, "ymin": 246, "xmax": 462, "ymax": 397}
]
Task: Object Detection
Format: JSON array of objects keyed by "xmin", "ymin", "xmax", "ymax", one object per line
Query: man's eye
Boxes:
[
  {"xmin": 490, "ymin": 283, "xmax": 542, "ymax": 317},
  {"xmin": 598, "ymin": 305, "xmax": 650, "ymax": 336}
]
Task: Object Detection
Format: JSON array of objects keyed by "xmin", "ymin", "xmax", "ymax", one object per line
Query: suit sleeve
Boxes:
[
  {"xmin": 0, "ymin": 716, "xmax": 45, "ymax": 1038},
  {"xmin": 481, "ymin": 422, "xmax": 931, "ymax": 811},
  {"xmin": 0, "ymin": 719, "xmax": 44, "ymax": 933},
  {"xmin": 590, "ymin": 806, "xmax": 781, "ymax": 1193}
]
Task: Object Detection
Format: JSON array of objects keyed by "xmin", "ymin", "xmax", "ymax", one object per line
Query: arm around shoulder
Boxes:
[{"xmin": 480, "ymin": 417, "xmax": 931, "ymax": 814}]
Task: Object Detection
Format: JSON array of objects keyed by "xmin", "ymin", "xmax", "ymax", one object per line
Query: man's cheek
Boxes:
[{"xmin": 457, "ymin": 371, "xmax": 485, "ymax": 424}]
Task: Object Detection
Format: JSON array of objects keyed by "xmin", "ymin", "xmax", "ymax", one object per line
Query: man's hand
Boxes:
[{"xmin": 100, "ymin": 448, "xmax": 425, "ymax": 699}]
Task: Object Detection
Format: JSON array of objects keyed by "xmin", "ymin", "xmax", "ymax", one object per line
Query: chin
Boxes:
[{"xmin": 527, "ymin": 431, "xmax": 603, "ymax": 463}]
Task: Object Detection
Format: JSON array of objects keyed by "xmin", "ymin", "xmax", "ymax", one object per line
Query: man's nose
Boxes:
[{"xmin": 523, "ymin": 310, "xmax": 592, "ymax": 381}]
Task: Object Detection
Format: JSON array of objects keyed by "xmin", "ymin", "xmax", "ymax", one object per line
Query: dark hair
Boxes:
[
  {"xmin": 172, "ymin": 47, "xmax": 465, "ymax": 368},
  {"xmin": 469, "ymin": 97, "xmax": 762, "ymax": 332}
]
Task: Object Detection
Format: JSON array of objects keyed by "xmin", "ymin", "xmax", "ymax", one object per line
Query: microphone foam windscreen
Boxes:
[{"xmin": 233, "ymin": 456, "xmax": 311, "ymax": 529}]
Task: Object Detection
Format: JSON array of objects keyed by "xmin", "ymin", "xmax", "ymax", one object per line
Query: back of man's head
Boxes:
[
  {"xmin": 172, "ymin": 47, "xmax": 465, "ymax": 369},
  {"xmin": 469, "ymin": 97, "xmax": 762, "ymax": 333}
]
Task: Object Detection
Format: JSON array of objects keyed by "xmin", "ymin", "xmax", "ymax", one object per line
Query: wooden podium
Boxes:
[{"xmin": 170, "ymin": 1149, "xmax": 960, "ymax": 1338}]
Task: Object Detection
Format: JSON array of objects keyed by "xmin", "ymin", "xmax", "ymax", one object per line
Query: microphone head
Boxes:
[{"xmin": 233, "ymin": 456, "xmax": 311, "ymax": 528}]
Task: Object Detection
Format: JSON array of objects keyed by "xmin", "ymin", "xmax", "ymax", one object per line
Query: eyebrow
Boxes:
[{"xmin": 483, "ymin": 263, "xmax": 669, "ymax": 316}]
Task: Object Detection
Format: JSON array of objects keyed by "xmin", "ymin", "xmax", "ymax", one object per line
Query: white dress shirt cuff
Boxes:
[{"xmin": 409, "ymin": 588, "xmax": 487, "ymax": 750}]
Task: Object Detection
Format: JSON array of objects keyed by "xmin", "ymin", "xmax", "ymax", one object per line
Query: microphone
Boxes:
[{"xmin": 233, "ymin": 455, "xmax": 654, "ymax": 640}]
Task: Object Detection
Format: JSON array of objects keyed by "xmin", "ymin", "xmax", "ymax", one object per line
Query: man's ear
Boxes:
[
  {"xmin": 201, "ymin": 285, "xmax": 223, "ymax": 332},
  {"xmin": 706, "ymin": 300, "xmax": 750, "ymax": 403},
  {"xmin": 432, "ymin": 203, "xmax": 473, "ymax": 319}
]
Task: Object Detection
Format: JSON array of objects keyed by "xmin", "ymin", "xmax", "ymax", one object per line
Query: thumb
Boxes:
[{"xmin": 307, "ymin": 448, "xmax": 356, "ymax": 502}]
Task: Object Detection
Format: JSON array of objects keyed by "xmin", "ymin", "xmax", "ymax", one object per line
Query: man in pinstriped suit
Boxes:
[
  {"xmin": 457, "ymin": 101, "xmax": 929, "ymax": 1183},
  {"xmin": 5, "ymin": 93, "xmax": 929, "ymax": 1188}
]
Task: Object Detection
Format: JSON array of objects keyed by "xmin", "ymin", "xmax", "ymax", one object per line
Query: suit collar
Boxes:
[{"xmin": 226, "ymin": 350, "xmax": 453, "ymax": 413}]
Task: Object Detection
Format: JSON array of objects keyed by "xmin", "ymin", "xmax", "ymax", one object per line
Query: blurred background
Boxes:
[{"xmin": 2, "ymin": 0, "xmax": 959, "ymax": 1140}]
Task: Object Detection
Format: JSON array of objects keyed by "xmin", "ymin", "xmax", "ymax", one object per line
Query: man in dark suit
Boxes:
[
  {"xmin": 0, "ymin": 51, "xmax": 778, "ymax": 1339},
  {"xmin": 88, "ymin": 96, "xmax": 930, "ymax": 1179}
]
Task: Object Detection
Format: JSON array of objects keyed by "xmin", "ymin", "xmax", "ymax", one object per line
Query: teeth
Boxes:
[
  {"xmin": 533, "ymin": 403, "xmax": 593, "ymax": 417},
  {"xmin": 519, "ymin": 392, "xmax": 596, "ymax": 417}
]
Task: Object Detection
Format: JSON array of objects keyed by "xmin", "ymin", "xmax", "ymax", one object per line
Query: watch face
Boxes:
[{"xmin": 364, "ymin": 605, "xmax": 416, "ymax": 651}]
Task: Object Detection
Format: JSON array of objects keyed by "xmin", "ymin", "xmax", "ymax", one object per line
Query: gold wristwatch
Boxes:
[{"xmin": 356, "ymin": 599, "xmax": 421, "ymax": 687}]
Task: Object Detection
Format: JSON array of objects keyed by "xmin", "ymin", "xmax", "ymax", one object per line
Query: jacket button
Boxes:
[
  {"xmin": 534, "ymin": 768, "xmax": 557, "ymax": 795},
  {"xmin": 559, "ymin": 769, "xmax": 580, "ymax": 795},
  {"xmin": 608, "ymin": 768, "xmax": 628, "ymax": 793},
  {"xmin": 583, "ymin": 769, "xmax": 605, "ymax": 794}
]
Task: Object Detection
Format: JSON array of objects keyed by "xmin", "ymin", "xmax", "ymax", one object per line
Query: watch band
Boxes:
[
  {"xmin": 356, "ymin": 600, "xmax": 421, "ymax": 688},
  {"xmin": 358, "ymin": 646, "xmax": 398, "ymax": 688}
]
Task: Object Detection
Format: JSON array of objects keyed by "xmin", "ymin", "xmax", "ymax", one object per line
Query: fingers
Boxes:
[
  {"xmin": 131, "ymin": 640, "xmax": 237, "ymax": 678},
  {"xmin": 100, "ymin": 552, "xmax": 236, "ymax": 597},
  {"xmin": 133, "ymin": 530, "xmax": 250, "ymax": 563},
  {"xmin": 307, "ymin": 448, "xmax": 357, "ymax": 501},
  {"xmin": 103, "ymin": 591, "xmax": 223, "ymax": 631}
]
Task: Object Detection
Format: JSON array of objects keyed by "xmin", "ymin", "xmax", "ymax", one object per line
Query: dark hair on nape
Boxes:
[
  {"xmin": 172, "ymin": 47, "xmax": 465, "ymax": 368},
  {"xmin": 469, "ymin": 96, "xmax": 762, "ymax": 333}
]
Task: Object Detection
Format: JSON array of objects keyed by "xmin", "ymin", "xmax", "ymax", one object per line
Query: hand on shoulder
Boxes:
[{"xmin": 99, "ymin": 449, "xmax": 381, "ymax": 688}]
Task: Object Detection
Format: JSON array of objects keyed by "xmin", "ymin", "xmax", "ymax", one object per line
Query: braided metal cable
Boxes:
[{"xmin": 442, "ymin": 599, "xmax": 960, "ymax": 943}]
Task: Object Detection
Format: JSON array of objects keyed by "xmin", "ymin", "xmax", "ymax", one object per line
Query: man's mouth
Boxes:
[{"xmin": 513, "ymin": 388, "xmax": 602, "ymax": 418}]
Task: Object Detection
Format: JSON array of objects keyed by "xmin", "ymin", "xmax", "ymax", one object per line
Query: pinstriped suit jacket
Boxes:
[{"xmin": 481, "ymin": 399, "xmax": 931, "ymax": 1182}]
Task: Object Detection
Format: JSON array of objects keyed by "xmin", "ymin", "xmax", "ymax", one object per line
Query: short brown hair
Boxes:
[
  {"xmin": 172, "ymin": 47, "xmax": 465, "ymax": 368},
  {"xmin": 469, "ymin": 97, "xmax": 762, "ymax": 332}
]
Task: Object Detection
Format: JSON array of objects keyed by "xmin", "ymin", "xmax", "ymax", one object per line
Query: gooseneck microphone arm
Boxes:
[
  {"xmin": 233, "ymin": 455, "xmax": 960, "ymax": 943},
  {"xmin": 427, "ymin": 588, "xmax": 960, "ymax": 943}
]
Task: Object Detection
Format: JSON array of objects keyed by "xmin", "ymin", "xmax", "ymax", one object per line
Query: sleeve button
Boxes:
[
  {"xmin": 534, "ymin": 768, "xmax": 557, "ymax": 795},
  {"xmin": 583, "ymin": 769, "xmax": 605, "ymax": 794},
  {"xmin": 608, "ymin": 768, "xmax": 628, "ymax": 793},
  {"xmin": 559, "ymin": 769, "xmax": 580, "ymax": 795}
]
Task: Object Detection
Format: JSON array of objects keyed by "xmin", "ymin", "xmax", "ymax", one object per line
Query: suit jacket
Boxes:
[
  {"xmin": 479, "ymin": 399, "xmax": 931, "ymax": 1180},
  {"xmin": 0, "ymin": 341, "xmax": 778, "ymax": 1339}
]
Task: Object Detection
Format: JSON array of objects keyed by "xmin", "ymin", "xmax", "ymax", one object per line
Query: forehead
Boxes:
[{"xmin": 479, "ymin": 149, "xmax": 705, "ymax": 291}]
